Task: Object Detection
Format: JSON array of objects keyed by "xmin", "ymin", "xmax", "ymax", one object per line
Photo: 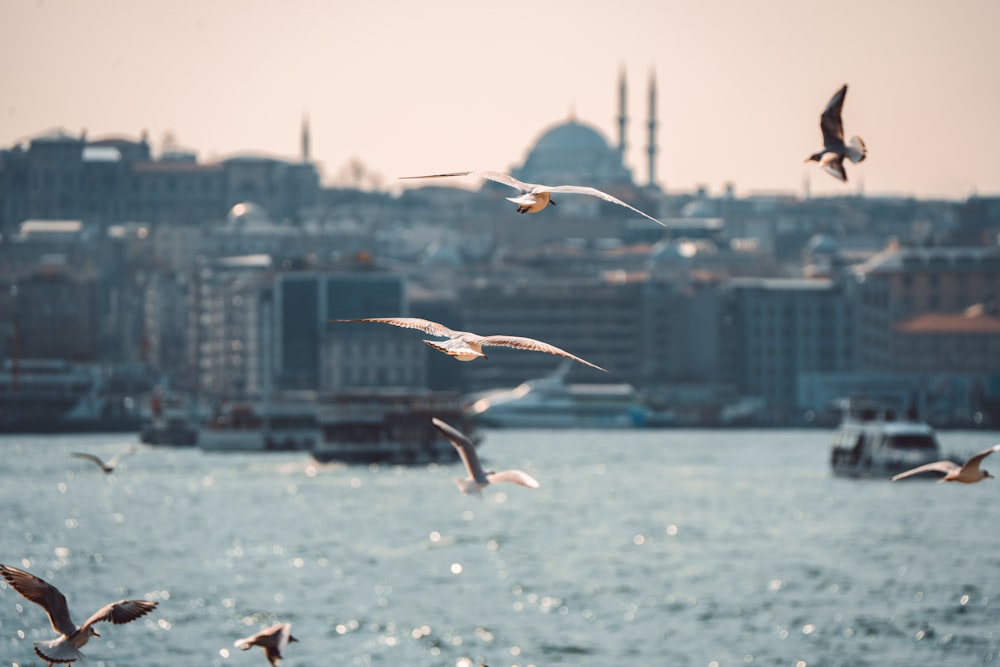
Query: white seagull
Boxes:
[
  {"xmin": 234, "ymin": 622, "xmax": 298, "ymax": 666},
  {"xmin": 330, "ymin": 317, "xmax": 606, "ymax": 372},
  {"xmin": 400, "ymin": 170, "xmax": 666, "ymax": 227},
  {"xmin": 805, "ymin": 84, "xmax": 867, "ymax": 182},
  {"xmin": 69, "ymin": 445, "xmax": 138, "ymax": 474},
  {"xmin": 432, "ymin": 417, "xmax": 540, "ymax": 496},
  {"xmin": 0, "ymin": 563, "xmax": 158, "ymax": 665},
  {"xmin": 891, "ymin": 443, "xmax": 1000, "ymax": 483}
]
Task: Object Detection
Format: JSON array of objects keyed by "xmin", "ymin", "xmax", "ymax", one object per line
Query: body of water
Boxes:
[{"xmin": 1, "ymin": 428, "xmax": 999, "ymax": 666}]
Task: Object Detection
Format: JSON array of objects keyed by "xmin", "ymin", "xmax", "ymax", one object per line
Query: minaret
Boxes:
[
  {"xmin": 617, "ymin": 65, "xmax": 627, "ymax": 161},
  {"xmin": 301, "ymin": 112, "xmax": 311, "ymax": 163},
  {"xmin": 646, "ymin": 69, "xmax": 658, "ymax": 189}
]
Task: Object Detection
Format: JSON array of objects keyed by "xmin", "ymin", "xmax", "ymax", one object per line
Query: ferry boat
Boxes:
[
  {"xmin": 829, "ymin": 399, "xmax": 945, "ymax": 479},
  {"xmin": 312, "ymin": 390, "xmax": 475, "ymax": 464},
  {"xmin": 0, "ymin": 359, "xmax": 142, "ymax": 433},
  {"xmin": 139, "ymin": 391, "xmax": 201, "ymax": 447},
  {"xmin": 198, "ymin": 401, "xmax": 321, "ymax": 452},
  {"xmin": 466, "ymin": 361, "xmax": 651, "ymax": 428}
]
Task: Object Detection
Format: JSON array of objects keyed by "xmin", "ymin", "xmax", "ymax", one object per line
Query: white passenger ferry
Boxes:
[
  {"xmin": 829, "ymin": 399, "xmax": 945, "ymax": 479},
  {"xmin": 466, "ymin": 361, "xmax": 651, "ymax": 428}
]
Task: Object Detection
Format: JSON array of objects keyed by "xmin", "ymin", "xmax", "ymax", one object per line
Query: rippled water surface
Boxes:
[{"xmin": 1, "ymin": 429, "xmax": 999, "ymax": 667}]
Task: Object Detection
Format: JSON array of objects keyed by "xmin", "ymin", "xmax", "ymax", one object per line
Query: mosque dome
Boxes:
[
  {"xmin": 511, "ymin": 117, "xmax": 633, "ymax": 187},
  {"xmin": 226, "ymin": 201, "xmax": 271, "ymax": 227}
]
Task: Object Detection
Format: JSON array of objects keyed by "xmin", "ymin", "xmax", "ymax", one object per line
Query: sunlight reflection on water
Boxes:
[{"xmin": 1, "ymin": 429, "xmax": 999, "ymax": 665}]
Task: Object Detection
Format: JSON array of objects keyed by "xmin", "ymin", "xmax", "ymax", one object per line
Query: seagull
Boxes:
[
  {"xmin": 891, "ymin": 443, "xmax": 1000, "ymax": 483},
  {"xmin": 330, "ymin": 317, "xmax": 606, "ymax": 372},
  {"xmin": 805, "ymin": 84, "xmax": 867, "ymax": 182},
  {"xmin": 0, "ymin": 563, "xmax": 157, "ymax": 665},
  {"xmin": 432, "ymin": 417, "xmax": 540, "ymax": 496},
  {"xmin": 234, "ymin": 622, "xmax": 298, "ymax": 667},
  {"xmin": 69, "ymin": 445, "xmax": 138, "ymax": 474},
  {"xmin": 400, "ymin": 171, "xmax": 666, "ymax": 227}
]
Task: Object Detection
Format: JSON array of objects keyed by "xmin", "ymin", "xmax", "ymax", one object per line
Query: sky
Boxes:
[{"xmin": 2, "ymin": 0, "xmax": 999, "ymax": 200}]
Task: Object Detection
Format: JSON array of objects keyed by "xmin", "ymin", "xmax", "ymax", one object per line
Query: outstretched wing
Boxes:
[
  {"xmin": 106, "ymin": 445, "xmax": 138, "ymax": 468},
  {"xmin": 81, "ymin": 599, "xmax": 157, "ymax": 630},
  {"xmin": 891, "ymin": 460, "xmax": 961, "ymax": 481},
  {"xmin": 820, "ymin": 84, "xmax": 847, "ymax": 150},
  {"xmin": 70, "ymin": 451, "xmax": 109, "ymax": 471},
  {"xmin": 0, "ymin": 564, "xmax": 76, "ymax": 635},
  {"xmin": 400, "ymin": 170, "xmax": 533, "ymax": 193},
  {"xmin": 432, "ymin": 417, "xmax": 488, "ymax": 484},
  {"xmin": 478, "ymin": 335, "xmax": 606, "ymax": 372},
  {"xmin": 487, "ymin": 469, "xmax": 541, "ymax": 489},
  {"xmin": 330, "ymin": 317, "xmax": 456, "ymax": 338},
  {"xmin": 539, "ymin": 185, "xmax": 665, "ymax": 227},
  {"xmin": 963, "ymin": 443, "xmax": 1000, "ymax": 473}
]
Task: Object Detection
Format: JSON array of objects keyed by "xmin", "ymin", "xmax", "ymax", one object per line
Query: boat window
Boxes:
[{"xmin": 885, "ymin": 435, "xmax": 938, "ymax": 450}]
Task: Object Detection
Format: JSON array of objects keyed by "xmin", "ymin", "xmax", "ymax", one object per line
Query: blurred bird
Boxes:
[
  {"xmin": 234, "ymin": 622, "xmax": 298, "ymax": 666},
  {"xmin": 0, "ymin": 563, "xmax": 157, "ymax": 665},
  {"xmin": 69, "ymin": 445, "xmax": 137, "ymax": 474},
  {"xmin": 330, "ymin": 317, "xmax": 606, "ymax": 372},
  {"xmin": 805, "ymin": 84, "xmax": 867, "ymax": 182},
  {"xmin": 432, "ymin": 417, "xmax": 540, "ymax": 496},
  {"xmin": 891, "ymin": 443, "xmax": 1000, "ymax": 483},
  {"xmin": 400, "ymin": 170, "xmax": 666, "ymax": 227}
]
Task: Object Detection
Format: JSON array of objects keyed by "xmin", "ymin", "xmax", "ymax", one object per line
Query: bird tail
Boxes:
[
  {"xmin": 36, "ymin": 638, "xmax": 85, "ymax": 663},
  {"xmin": 454, "ymin": 477, "xmax": 483, "ymax": 496},
  {"xmin": 846, "ymin": 135, "xmax": 866, "ymax": 163}
]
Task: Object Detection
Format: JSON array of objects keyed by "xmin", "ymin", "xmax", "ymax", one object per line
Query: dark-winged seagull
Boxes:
[
  {"xmin": 432, "ymin": 417, "xmax": 540, "ymax": 496},
  {"xmin": 805, "ymin": 84, "xmax": 867, "ymax": 182},
  {"xmin": 234, "ymin": 622, "xmax": 298, "ymax": 666},
  {"xmin": 0, "ymin": 563, "xmax": 157, "ymax": 664},
  {"xmin": 892, "ymin": 443, "xmax": 1000, "ymax": 483},
  {"xmin": 330, "ymin": 317, "xmax": 606, "ymax": 372},
  {"xmin": 69, "ymin": 445, "xmax": 137, "ymax": 474},
  {"xmin": 400, "ymin": 171, "xmax": 666, "ymax": 227}
]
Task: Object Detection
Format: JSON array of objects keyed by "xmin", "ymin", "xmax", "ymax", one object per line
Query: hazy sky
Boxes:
[{"xmin": 2, "ymin": 0, "xmax": 999, "ymax": 199}]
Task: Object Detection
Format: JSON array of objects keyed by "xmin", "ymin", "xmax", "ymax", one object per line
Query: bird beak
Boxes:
[
  {"xmin": 290, "ymin": 635, "xmax": 300, "ymax": 643},
  {"xmin": 92, "ymin": 629, "xmax": 101, "ymax": 637},
  {"xmin": 549, "ymin": 198, "xmax": 557, "ymax": 206}
]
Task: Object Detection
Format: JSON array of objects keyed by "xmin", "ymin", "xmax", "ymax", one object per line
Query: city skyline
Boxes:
[{"xmin": 2, "ymin": 0, "xmax": 999, "ymax": 201}]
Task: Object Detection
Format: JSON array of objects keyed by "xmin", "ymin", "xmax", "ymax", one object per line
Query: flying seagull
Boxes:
[
  {"xmin": 432, "ymin": 417, "xmax": 540, "ymax": 496},
  {"xmin": 69, "ymin": 445, "xmax": 138, "ymax": 474},
  {"xmin": 234, "ymin": 622, "xmax": 298, "ymax": 667},
  {"xmin": 891, "ymin": 443, "xmax": 1000, "ymax": 483},
  {"xmin": 0, "ymin": 563, "xmax": 157, "ymax": 665},
  {"xmin": 400, "ymin": 171, "xmax": 666, "ymax": 227},
  {"xmin": 805, "ymin": 84, "xmax": 867, "ymax": 182},
  {"xmin": 330, "ymin": 317, "xmax": 606, "ymax": 372}
]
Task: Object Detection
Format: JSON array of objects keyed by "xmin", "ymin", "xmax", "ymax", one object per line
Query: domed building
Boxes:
[
  {"xmin": 509, "ymin": 68, "xmax": 661, "ymax": 192},
  {"xmin": 512, "ymin": 116, "xmax": 634, "ymax": 187}
]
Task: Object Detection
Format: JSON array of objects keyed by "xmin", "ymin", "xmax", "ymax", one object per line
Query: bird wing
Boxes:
[
  {"xmin": 487, "ymin": 469, "xmax": 541, "ymax": 489},
  {"xmin": 432, "ymin": 417, "xmax": 489, "ymax": 484},
  {"xmin": 820, "ymin": 84, "xmax": 847, "ymax": 150},
  {"xmin": 106, "ymin": 445, "xmax": 138, "ymax": 468},
  {"xmin": 537, "ymin": 185, "xmax": 666, "ymax": 227},
  {"xmin": 0, "ymin": 564, "xmax": 76, "ymax": 636},
  {"xmin": 69, "ymin": 451, "xmax": 108, "ymax": 470},
  {"xmin": 819, "ymin": 153, "xmax": 847, "ymax": 182},
  {"xmin": 477, "ymin": 335, "xmax": 607, "ymax": 372},
  {"xmin": 400, "ymin": 171, "xmax": 533, "ymax": 193},
  {"xmin": 330, "ymin": 317, "xmax": 456, "ymax": 338},
  {"xmin": 891, "ymin": 460, "xmax": 961, "ymax": 481},
  {"xmin": 962, "ymin": 443, "xmax": 1000, "ymax": 473},
  {"xmin": 80, "ymin": 599, "xmax": 158, "ymax": 630}
]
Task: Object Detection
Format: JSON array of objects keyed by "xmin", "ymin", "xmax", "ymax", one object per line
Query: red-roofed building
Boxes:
[{"xmin": 892, "ymin": 305, "xmax": 1000, "ymax": 372}]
